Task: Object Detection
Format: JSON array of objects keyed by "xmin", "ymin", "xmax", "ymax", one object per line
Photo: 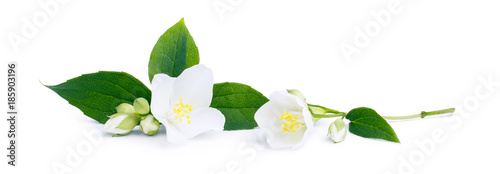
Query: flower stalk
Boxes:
[
  {"xmin": 381, "ymin": 108, "xmax": 455, "ymax": 120},
  {"xmin": 308, "ymin": 105, "xmax": 455, "ymax": 121}
]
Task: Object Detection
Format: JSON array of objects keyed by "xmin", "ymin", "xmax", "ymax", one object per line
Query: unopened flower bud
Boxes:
[
  {"xmin": 116, "ymin": 103, "xmax": 135, "ymax": 114},
  {"xmin": 309, "ymin": 106, "xmax": 326, "ymax": 115},
  {"xmin": 308, "ymin": 105, "xmax": 326, "ymax": 123},
  {"xmin": 287, "ymin": 89, "xmax": 306, "ymax": 102},
  {"xmin": 133, "ymin": 97, "xmax": 150, "ymax": 115},
  {"xmin": 140, "ymin": 114, "xmax": 160, "ymax": 135},
  {"xmin": 103, "ymin": 114, "xmax": 140, "ymax": 135},
  {"xmin": 328, "ymin": 118, "xmax": 347, "ymax": 143}
]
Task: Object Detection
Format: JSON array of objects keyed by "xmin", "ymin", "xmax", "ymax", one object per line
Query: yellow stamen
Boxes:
[
  {"xmin": 280, "ymin": 111, "xmax": 304, "ymax": 133},
  {"xmin": 173, "ymin": 97, "xmax": 193, "ymax": 124}
]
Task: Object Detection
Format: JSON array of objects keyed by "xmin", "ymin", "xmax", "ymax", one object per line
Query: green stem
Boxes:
[
  {"xmin": 311, "ymin": 112, "xmax": 345, "ymax": 118},
  {"xmin": 308, "ymin": 103, "xmax": 454, "ymax": 121},
  {"xmin": 307, "ymin": 104, "xmax": 342, "ymax": 113},
  {"xmin": 382, "ymin": 108, "xmax": 455, "ymax": 120}
]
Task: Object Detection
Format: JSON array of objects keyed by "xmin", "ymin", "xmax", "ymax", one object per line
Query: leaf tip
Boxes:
[
  {"xmin": 179, "ymin": 17, "xmax": 185, "ymax": 25},
  {"xmin": 40, "ymin": 79, "xmax": 47, "ymax": 87},
  {"xmin": 40, "ymin": 80, "xmax": 55, "ymax": 89}
]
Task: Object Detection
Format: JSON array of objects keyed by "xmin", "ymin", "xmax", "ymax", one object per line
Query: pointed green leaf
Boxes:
[
  {"xmin": 210, "ymin": 82, "xmax": 269, "ymax": 130},
  {"xmin": 148, "ymin": 18, "xmax": 199, "ymax": 81},
  {"xmin": 45, "ymin": 71, "xmax": 151, "ymax": 124},
  {"xmin": 346, "ymin": 107, "xmax": 400, "ymax": 143}
]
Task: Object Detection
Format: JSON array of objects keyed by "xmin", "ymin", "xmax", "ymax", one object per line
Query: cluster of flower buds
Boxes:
[{"xmin": 103, "ymin": 97, "xmax": 160, "ymax": 136}]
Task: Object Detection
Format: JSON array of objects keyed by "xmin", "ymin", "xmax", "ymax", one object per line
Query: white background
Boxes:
[{"xmin": 2, "ymin": 0, "xmax": 500, "ymax": 174}]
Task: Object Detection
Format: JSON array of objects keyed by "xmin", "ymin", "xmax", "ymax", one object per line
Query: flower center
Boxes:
[
  {"xmin": 173, "ymin": 97, "xmax": 192, "ymax": 124},
  {"xmin": 280, "ymin": 111, "xmax": 304, "ymax": 133}
]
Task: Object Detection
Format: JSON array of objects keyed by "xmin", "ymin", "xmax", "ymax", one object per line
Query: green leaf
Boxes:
[
  {"xmin": 45, "ymin": 71, "xmax": 151, "ymax": 124},
  {"xmin": 210, "ymin": 82, "xmax": 269, "ymax": 130},
  {"xmin": 345, "ymin": 107, "xmax": 400, "ymax": 143},
  {"xmin": 149, "ymin": 18, "xmax": 199, "ymax": 81}
]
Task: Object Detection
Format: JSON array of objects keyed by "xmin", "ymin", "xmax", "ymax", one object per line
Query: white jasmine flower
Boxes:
[
  {"xmin": 254, "ymin": 91, "xmax": 314, "ymax": 149},
  {"xmin": 151, "ymin": 65, "xmax": 225, "ymax": 143}
]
